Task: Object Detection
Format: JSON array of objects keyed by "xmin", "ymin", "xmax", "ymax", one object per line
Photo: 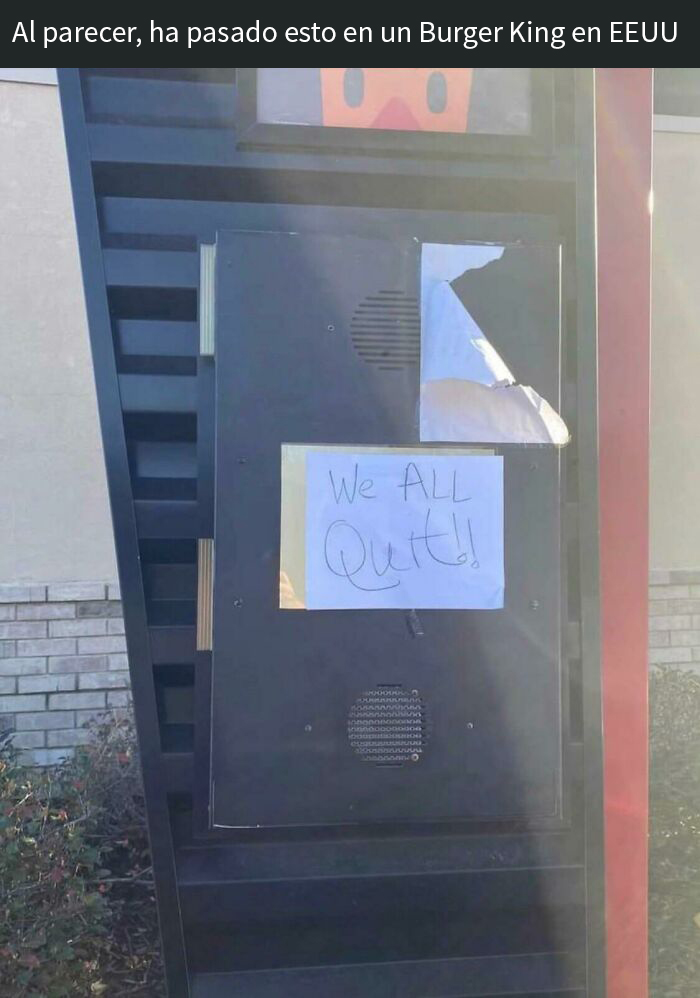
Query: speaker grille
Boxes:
[
  {"xmin": 348, "ymin": 686, "xmax": 429, "ymax": 766},
  {"xmin": 350, "ymin": 290, "xmax": 420, "ymax": 371}
]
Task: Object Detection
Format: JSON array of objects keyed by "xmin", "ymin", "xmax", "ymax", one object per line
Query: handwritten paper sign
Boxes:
[{"xmin": 305, "ymin": 452, "xmax": 504, "ymax": 610}]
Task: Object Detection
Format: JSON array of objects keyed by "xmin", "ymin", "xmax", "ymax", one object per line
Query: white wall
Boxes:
[
  {"xmin": 0, "ymin": 80, "xmax": 116, "ymax": 583},
  {"xmin": 650, "ymin": 127, "xmax": 700, "ymax": 571}
]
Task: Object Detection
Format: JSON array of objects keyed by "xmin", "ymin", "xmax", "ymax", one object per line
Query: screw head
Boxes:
[
  {"xmin": 466, "ymin": 722, "xmax": 474, "ymax": 730},
  {"xmin": 233, "ymin": 598, "xmax": 244, "ymax": 608},
  {"xmin": 304, "ymin": 724, "xmax": 312, "ymax": 733},
  {"xmin": 410, "ymin": 753, "xmax": 420, "ymax": 763},
  {"xmin": 327, "ymin": 324, "xmax": 335, "ymax": 332},
  {"xmin": 529, "ymin": 599, "xmax": 540, "ymax": 610}
]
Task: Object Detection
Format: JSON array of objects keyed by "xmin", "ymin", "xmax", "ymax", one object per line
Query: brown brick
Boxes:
[
  {"xmin": 78, "ymin": 635, "xmax": 126, "ymax": 655},
  {"xmin": 10, "ymin": 731, "xmax": 45, "ymax": 749},
  {"xmin": 48, "ymin": 692, "xmax": 106, "ymax": 711},
  {"xmin": 48, "ymin": 655, "xmax": 108, "ymax": 674},
  {"xmin": 649, "ymin": 615, "xmax": 692, "ymax": 631},
  {"xmin": 79, "ymin": 671, "xmax": 130, "ymax": 691},
  {"xmin": 17, "ymin": 603, "xmax": 76, "ymax": 620},
  {"xmin": 107, "ymin": 691, "xmax": 131, "ymax": 707},
  {"xmin": 670, "ymin": 570, "xmax": 700, "ymax": 584},
  {"xmin": 47, "ymin": 728, "xmax": 93, "ymax": 748},
  {"xmin": 0, "ymin": 657, "xmax": 46, "ymax": 676},
  {"xmin": 76, "ymin": 600, "xmax": 123, "ymax": 619},
  {"xmin": 0, "ymin": 621, "xmax": 46, "ymax": 639},
  {"xmin": 651, "ymin": 585, "xmax": 691, "ymax": 600},
  {"xmin": 649, "ymin": 646, "xmax": 692, "ymax": 664},
  {"xmin": 0, "ymin": 694, "xmax": 46, "ymax": 713},
  {"xmin": 15, "ymin": 711, "xmax": 74, "ymax": 731},
  {"xmin": 18, "ymin": 674, "xmax": 75, "ymax": 694},
  {"xmin": 49, "ymin": 619, "xmax": 107, "ymax": 638},
  {"xmin": 17, "ymin": 638, "xmax": 76, "ymax": 657},
  {"xmin": 671, "ymin": 631, "xmax": 700, "ymax": 647},
  {"xmin": 20, "ymin": 747, "xmax": 74, "ymax": 766}
]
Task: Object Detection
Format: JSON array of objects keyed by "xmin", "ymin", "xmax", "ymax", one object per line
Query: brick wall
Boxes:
[
  {"xmin": 649, "ymin": 569, "xmax": 700, "ymax": 674},
  {"xmin": 0, "ymin": 572, "xmax": 693, "ymax": 764},
  {"xmin": 0, "ymin": 582, "xmax": 130, "ymax": 765}
]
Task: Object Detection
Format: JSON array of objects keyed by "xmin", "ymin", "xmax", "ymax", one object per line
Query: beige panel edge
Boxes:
[
  {"xmin": 197, "ymin": 538, "xmax": 214, "ymax": 650},
  {"xmin": 199, "ymin": 243, "xmax": 216, "ymax": 357}
]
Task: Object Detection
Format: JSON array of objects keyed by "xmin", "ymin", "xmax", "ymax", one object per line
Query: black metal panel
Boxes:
[
  {"xmin": 59, "ymin": 67, "xmax": 602, "ymax": 998},
  {"xmin": 180, "ymin": 867, "xmax": 583, "ymax": 923},
  {"xmin": 119, "ymin": 374, "xmax": 197, "ymax": 413},
  {"xmin": 190, "ymin": 953, "xmax": 584, "ymax": 998},
  {"xmin": 85, "ymin": 75, "xmax": 237, "ymax": 127},
  {"xmin": 176, "ymin": 824, "xmax": 582, "ymax": 882},
  {"xmin": 58, "ymin": 69, "xmax": 190, "ymax": 998},
  {"xmin": 184, "ymin": 904, "xmax": 584, "ymax": 977},
  {"xmin": 211, "ymin": 227, "xmax": 563, "ymax": 829},
  {"xmin": 117, "ymin": 320, "xmax": 199, "ymax": 358},
  {"xmin": 144, "ymin": 564, "xmax": 198, "ymax": 601},
  {"xmin": 149, "ymin": 625, "xmax": 197, "ymax": 664},
  {"xmin": 105, "ymin": 248, "xmax": 199, "ymax": 288}
]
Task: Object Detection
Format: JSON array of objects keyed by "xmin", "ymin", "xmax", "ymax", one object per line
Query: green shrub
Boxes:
[
  {"xmin": 0, "ymin": 717, "xmax": 164, "ymax": 997},
  {"xmin": 650, "ymin": 666, "xmax": 700, "ymax": 998}
]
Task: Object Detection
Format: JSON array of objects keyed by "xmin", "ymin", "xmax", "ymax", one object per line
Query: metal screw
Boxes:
[
  {"xmin": 304, "ymin": 724, "xmax": 312, "ymax": 733},
  {"xmin": 410, "ymin": 753, "xmax": 420, "ymax": 763},
  {"xmin": 411, "ymin": 689, "xmax": 419, "ymax": 696},
  {"xmin": 233, "ymin": 598, "xmax": 244, "ymax": 608},
  {"xmin": 327, "ymin": 324, "xmax": 335, "ymax": 332},
  {"xmin": 466, "ymin": 722, "xmax": 474, "ymax": 730},
  {"xmin": 529, "ymin": 599, "xmax": 540, "ymax": 610},
  {"xmin": 529, "ymin": 462, "xmax": 538, "ymax": 470},
  {"xmin": 237, "ymin": 457, "xmax": 247, "ymax": 465}
]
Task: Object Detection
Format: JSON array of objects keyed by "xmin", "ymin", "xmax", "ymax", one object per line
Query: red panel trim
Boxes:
[{"xmin": 596, "ymin": 67, "xmax": 652, "ymax": 998}]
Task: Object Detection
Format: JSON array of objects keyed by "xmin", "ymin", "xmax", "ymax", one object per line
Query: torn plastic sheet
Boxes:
[
  {"xmin": 420, "ymin": 242, "xmax": 570, "ymax": 445},
  {"xmin": 421, "ymin": 380, "xmax": 570, "ymax": 445}
]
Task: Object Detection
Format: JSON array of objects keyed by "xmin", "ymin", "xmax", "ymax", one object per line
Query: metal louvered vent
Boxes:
[
  {"xmin": 348, "ymin": 686, "xmax": 429, "ymax": 766},
  {"xmin": 350, "ymin": 290, "xmax": 420, "ymax": 371}
]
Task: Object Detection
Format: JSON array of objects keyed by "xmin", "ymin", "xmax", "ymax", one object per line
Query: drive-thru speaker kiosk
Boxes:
[
  {"xmin": 59, "ymin": 67, "xmax": 650, "ymax": 998},
  {"xmin": 209, "ymin": 219, "xmax": 564, "ymax": 830}
]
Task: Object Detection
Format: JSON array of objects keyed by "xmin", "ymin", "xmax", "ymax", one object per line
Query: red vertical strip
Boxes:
[{"xmin": 596, "ymin": 68, "xmax": 652, "ymax": 998}]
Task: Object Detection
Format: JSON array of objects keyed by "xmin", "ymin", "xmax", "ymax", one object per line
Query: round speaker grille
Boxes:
[{"xmin": 348, "ymin": 686, "xmax": 429, "ymax": 766}]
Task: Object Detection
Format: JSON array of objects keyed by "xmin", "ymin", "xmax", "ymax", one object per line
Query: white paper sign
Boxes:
[{"xmin": 305, "ymin": 452, "xmax": 504, "ymax": 610}]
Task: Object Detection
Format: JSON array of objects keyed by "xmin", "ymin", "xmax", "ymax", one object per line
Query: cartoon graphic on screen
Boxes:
[
  {"xmin": 319, "ymin": 68, "xmax": 473, "ymax": 133},
  {"xmin": 256, "ymin": 68, "xmax": 532, "ymax": 137}
]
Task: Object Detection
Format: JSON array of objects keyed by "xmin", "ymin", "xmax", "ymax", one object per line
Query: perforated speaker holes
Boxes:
[
  {"xmin": 347, "ymin": 685, "xmax": 430, "ymax": 767},
  {"xmin": 350, "ymin": 290, "xmax": 420, "ymax": 371}
]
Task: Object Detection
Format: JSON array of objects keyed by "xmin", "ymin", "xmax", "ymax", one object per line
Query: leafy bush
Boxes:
[
  {"xmin": 650, "ymin": 666, "xmax": 700, "ymax": 998},
  {"xmin": 0, "ymin": 717, "xmax": 164, "ymax": 997},
  {"xmin": 2, "ymin": 665, "xmax": 695, "ymax": 995}
]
